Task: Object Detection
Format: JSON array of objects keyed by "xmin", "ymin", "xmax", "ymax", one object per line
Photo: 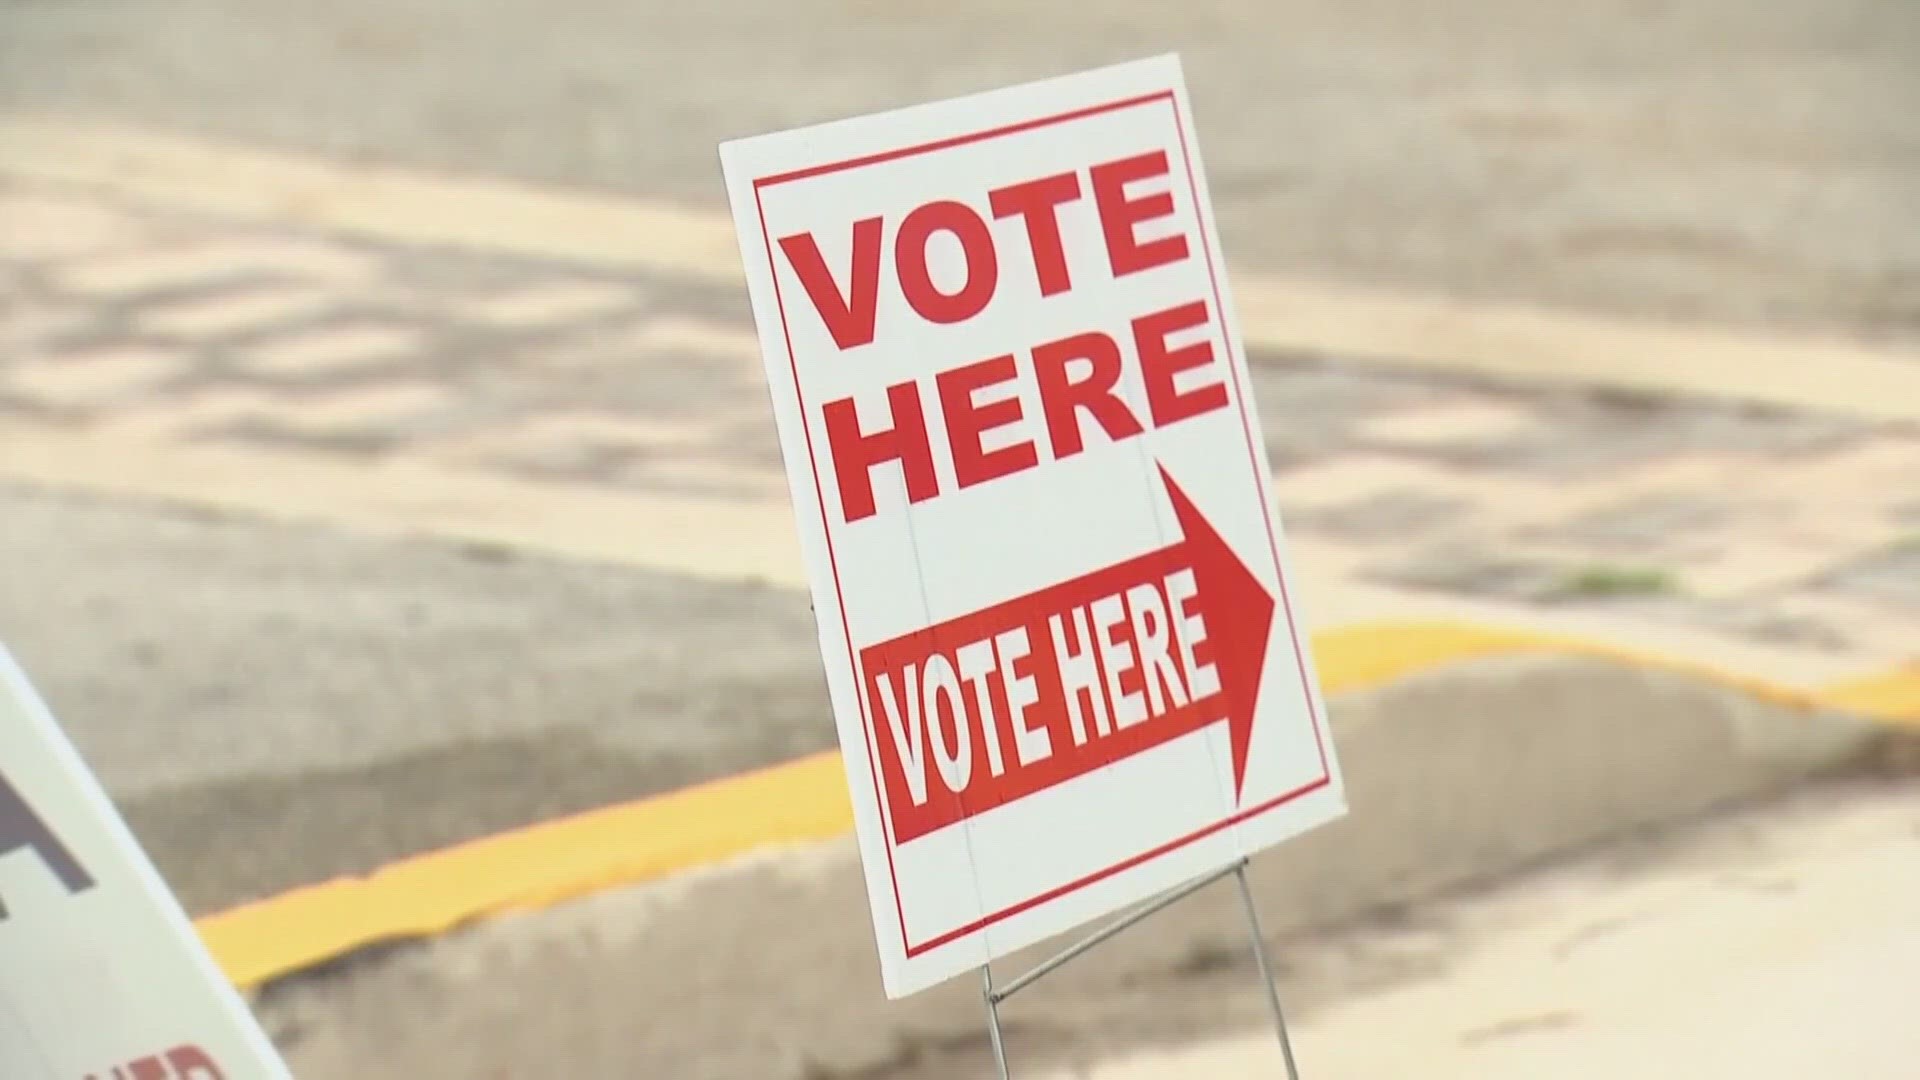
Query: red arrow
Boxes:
[{"xmin": 859, "ymin": 465, "xmax": 1275, "ymax": 845}]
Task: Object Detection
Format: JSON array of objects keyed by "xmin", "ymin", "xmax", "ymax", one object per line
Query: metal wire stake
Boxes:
[
  {"xmin": 1233, "ymin": 863, "xmax": 1302, "ymax": 1079},
  {"xmin": 982, "ymin": 964, "xmax": 1011, "ymax": 1080},
  {"xmin": 992, "ymin": 859, "xmax": 1245, "ymax": 1004}
]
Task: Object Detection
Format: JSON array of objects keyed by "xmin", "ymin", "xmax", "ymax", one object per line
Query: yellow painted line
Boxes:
[
  {"xmin": 189, "ymin": 619, "xmax": 1920, "ymax": 991},
  {"xmin": 198, "ymin": 752, "xmax": 853, "ymax": 990},
  {"xmin": 5, "ymin": 116, "xmax": 1920, "ymax": 422},
  {"xmin": 1819, "ymin": 664, "xmax": 1920, "ymax": 722}
]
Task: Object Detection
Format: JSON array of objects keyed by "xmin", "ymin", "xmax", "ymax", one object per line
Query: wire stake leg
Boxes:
[
  {"xmin": 1233, "ymin": 862, "xmax": 1301, "ymax": 1079},
  {"xmin": 982, "ymin": 964, "xmax": 1011, "ymax": 1080}
]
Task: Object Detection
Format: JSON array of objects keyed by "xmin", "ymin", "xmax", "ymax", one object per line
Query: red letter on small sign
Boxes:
[
  {"xmin": 1090, "ymin": 151, "xmax": 1189, "ymax": 277},
  {"xmin": 167, "ymin": 1045, "xmax": 227, "ymax": 1079},
  {"xmin": 895, "ymin": 200, "xmax": 998, "ymax": 325},
  {"xmin": 1031, "ymin": 331, "xmax": 1145, "ymax": 460},
  {"xmin": 937, "ymin": 354, "xmax": 1037, "ymax": 489},
  {"xmin": 824, "ymin": 382, "xmax": 940, "ymax": 523},
  {"xmin": 778, "ymin": 217, "xmax": 884, "ymax": 351},
  {"xmin": 1135, "ymin": 300, "xmax": 1228, "ymax": 427},
  {"xmin": 989, "ymin": 171, "xmax": 1083, "ymax": 296}
]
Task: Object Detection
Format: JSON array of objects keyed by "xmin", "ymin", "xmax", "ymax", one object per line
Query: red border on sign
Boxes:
[{"xmin": 751, "ymin": 89, "xmax": 1334, "ymax": 961}]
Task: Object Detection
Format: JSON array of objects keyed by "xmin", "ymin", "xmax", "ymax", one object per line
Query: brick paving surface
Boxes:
[{"xmin": 4, "ymin": 179, "xmax": 1916, "ymax": 665}]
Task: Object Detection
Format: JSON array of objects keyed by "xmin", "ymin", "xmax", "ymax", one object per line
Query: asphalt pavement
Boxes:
[
  {"xmin": 0, "ymin": 479, "xmax": 829, "ymax": 915},
  {"xmin": 3, "ymin": 0, "xmax": 1916, "ymax": 343}
]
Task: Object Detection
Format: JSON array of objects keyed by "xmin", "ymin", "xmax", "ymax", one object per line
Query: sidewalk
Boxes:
[
  {"xmin": 1054, "ymin": 779, "xmax": 1920, "ymax": 1080},
  {"xmin": 4, "ymin": 175, "xmax": 1917, "ymax": 688}
]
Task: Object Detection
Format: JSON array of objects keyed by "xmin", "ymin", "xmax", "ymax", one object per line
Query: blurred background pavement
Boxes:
[{"xmin": 2, "ymin": 1, "xmax": 1917, "ymax": 1075}]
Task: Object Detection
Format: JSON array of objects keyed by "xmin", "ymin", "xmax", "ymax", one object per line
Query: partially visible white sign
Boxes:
[{"xmin": 0, "ymin": 645, "xmax": 292, "ymax": 1079}]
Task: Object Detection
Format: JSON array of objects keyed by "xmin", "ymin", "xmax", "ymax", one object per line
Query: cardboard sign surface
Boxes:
[
  {"xmin": 720, "ymin": 54, "xmax": 1346, "ymax": 997},
  {"xmin": 0, "ymin": 646, "xmax": 292, "ymax": 1079}
]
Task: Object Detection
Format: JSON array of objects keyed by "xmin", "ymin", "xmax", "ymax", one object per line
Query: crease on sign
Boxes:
[
  {"xmin": 904, "ymin": 490, "xmax": 999, "ymax": 968},
  {"xmin": 191, "ymin": 619, "xmax": 1920, "ymax": 991}
]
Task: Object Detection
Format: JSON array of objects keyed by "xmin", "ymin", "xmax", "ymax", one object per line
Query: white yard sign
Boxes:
[
  {"xmin": 720, "ymin": 54, "xmax": 1346, "ymax": 998},
  {"xmin": 0, "ymin": 647, "xmax": 292, "ymax": 1079}
]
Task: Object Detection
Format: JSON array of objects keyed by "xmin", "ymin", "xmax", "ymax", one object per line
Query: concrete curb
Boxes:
[
  {"xmin": 256, "ymin": 653, "xmax": 1915, "ymax": 1079},
  {"xmin": 197, "ymin": 625, "xmax": 1920, "ymax": 993}
]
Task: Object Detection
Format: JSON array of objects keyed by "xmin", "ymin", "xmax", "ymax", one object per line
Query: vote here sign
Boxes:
[
  {"xmin": 720, "ymin": 54, "xmax": 1346, "ymax": 999},
  {"xmin": 0, "ymin": 646, "xmax": 292, "ymax": 1079}
]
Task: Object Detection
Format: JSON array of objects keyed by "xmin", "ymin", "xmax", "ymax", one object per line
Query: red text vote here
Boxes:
[
  {"xmin": 772, "ymin": 148, "xmax": 1234, "ymax": 524},
  {"xmin": 859, "ymin": 468, "xmax": 1276, "ymax": 845},
  {"xmin": 84, "ymin": 1044, "xmax": 225, "ymax": 1079}
]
